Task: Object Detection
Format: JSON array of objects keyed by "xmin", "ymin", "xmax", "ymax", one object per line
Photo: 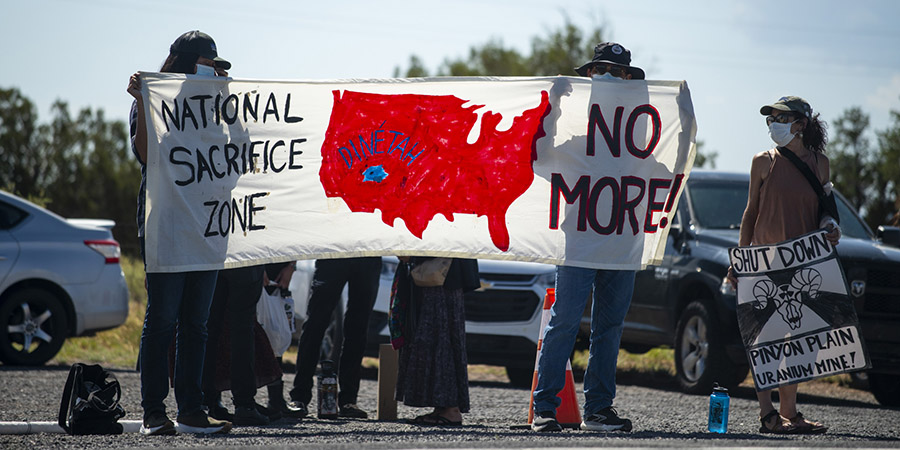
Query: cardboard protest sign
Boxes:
[
  {"xmin": 139, "ymin": 74, "xmax": 696, "ymax": 273},
  {"xmin": 730, "ymin": 230, "xmax": 869, "ymax": 391}
]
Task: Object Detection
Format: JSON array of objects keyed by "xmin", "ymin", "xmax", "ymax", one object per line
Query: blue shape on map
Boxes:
[{"xmin": 363, "ymin": 165, "xmax": 388, "ymax": 183}]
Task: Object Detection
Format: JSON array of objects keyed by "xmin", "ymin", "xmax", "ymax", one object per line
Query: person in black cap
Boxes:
[
  {"xmin": 728, "ymin": 96, "xmax": 838, "ymax": 434},
  {"xmin": 531, "ymin": 41, "xmax": 642, "ymax": 434},
  {"xmin": 126, "ymin": 30, "xmax": 232, "ymax": 436}
]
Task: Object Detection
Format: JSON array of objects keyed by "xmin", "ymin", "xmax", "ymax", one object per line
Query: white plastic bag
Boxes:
[{"xmin": 256, "ymin": 287, "xmax": 292, "ymax": 357}]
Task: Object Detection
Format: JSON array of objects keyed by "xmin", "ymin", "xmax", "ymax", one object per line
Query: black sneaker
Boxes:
[
  {"xmin": 581, "ymin": 406, "xmax": 632, "ymax": 432},
  {"xmin": 203, "ymin": 402, "xmax": 233, "ymax": 422},
  {"xmin": 233, "ymin": 405, "xmax": 270, "ymax": 426},
  {"xmin": 140, "ymin": 412, "xmax": 176, "ymax": 436},
  {"xmin": 176, "ymin": 411, "xmax": 232, "ymax": 434},
  {"xmin": 285, "ymin": 400, "xmax": 308, "ymax": 418},
  {"xmin": 259, "ymin": 401, "xmax": 282, "ymax": 422},
  {"xmin": 531, "ymin": 411, "xmax": 562, "ymax": 432},
  {"xmin": 339, "ymin": 403, "xmax": 369, "ymax": 419}
]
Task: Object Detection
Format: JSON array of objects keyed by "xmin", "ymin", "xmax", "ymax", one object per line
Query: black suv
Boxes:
[{"xmin": 612, "ymin": 170, "xmax": 900, "ymax": 405}]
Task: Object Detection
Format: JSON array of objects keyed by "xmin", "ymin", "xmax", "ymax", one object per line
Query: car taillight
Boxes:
[{"xmin": 85, "ymin": 239, "xmax": 121, "ymax": 264}]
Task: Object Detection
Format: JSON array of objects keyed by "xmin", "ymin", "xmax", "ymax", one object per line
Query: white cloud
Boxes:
[{"xmin": 866, "ymin": 73, "xmax": 900, "ymax": 113}]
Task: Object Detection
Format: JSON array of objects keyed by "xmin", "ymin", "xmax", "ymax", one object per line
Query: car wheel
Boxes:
[
  {"xmin": 0, "ymin": 288, "xmax": 68, "ymax": 366},
  {"xmin": 674, "ymin": 300, "xmax": 740, "ymax": 394},
  {"xmin": 505, "ymin": 366, "xmax": 534, "ymax": 389},
  {"xmin": 868, "ymin": 373, "xmax": 900, "ymax": 406}
]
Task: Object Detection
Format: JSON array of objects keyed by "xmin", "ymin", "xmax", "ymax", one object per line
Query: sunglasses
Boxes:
[
  {"xmin": 589, "ymin": 63, "xmax": 627, "ymax": 79},
  {"xmin": 766, "ymin": 114, "xmax": 797, "ymax": 126}
]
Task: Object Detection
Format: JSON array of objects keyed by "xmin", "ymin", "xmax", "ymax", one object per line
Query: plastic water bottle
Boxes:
[
  {"xmin": 708, "ymin": 383, "xmax": 729, "ymax": 433},
  {"xmin": 317, "ymin": 360, "xmax": 338, "ymax": 419}
]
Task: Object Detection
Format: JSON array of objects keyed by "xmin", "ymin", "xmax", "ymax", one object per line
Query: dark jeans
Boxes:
[
  {"xmin": 140, "ymin": 269, "xmax": 218, "ymax": 419},
  {"xmin": 202, "ymin": 265, "xmax": 265, "ymax": 408},
  {"xmin": 290, "ymin": 257, "xmax": 381, "ymax": 405}
]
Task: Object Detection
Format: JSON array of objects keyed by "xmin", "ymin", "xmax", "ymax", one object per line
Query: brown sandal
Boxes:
[
  {"xmin": 788, "ymin": 412, "xmax": 828, "ymax": 434},
  {"xmin": 759, "ymin": 410, "xmax": 797, "ymax": 434}
]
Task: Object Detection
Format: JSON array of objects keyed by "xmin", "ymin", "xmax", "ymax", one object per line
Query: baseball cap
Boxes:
[
  {"xmin": 169, "ymin": 30, "xmax": 231, "ymax": 70},
  {"xmin": 760, "ymin": 96, "xmax": 813, "ymax": 119}
]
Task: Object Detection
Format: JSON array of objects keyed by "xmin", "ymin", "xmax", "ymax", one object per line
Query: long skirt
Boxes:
[{"xmin": 395, "ymin": 286, "xmax": 470, "ymax": 412}]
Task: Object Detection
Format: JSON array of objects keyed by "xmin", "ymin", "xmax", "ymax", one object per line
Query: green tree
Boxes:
[
  {"xmin": 693, "ymin": 140, "xmax": 718, "ymax": 169},
  {"xmin": 394, "ymin": 17, "xmax": 605, "ymax": 78},
  {"xmin": 0, "ymin": 87, "xmax": 51, "ymax": 198},
  {"xmin": 872, "ymin": 106, "xmax": 900, "ymax": 225},
  {"xmin": 830, "ymin": 107, "xmax": 873, "ymax": 212},
  {"xmin": 0, "ymin": 88, "xmax": 140, "ymax": 255}
]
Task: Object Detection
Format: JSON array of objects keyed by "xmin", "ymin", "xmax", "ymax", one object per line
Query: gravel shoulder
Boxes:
[{"xmin": 1, "ymin": 364, "xmax": 898, "ymax": 449}]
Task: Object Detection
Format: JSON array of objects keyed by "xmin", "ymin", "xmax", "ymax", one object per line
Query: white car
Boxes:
[
  {"xmin": 289, "ymin": 256, "xmax": 555, "ymax": 386},
  {"xmin": 0, "ymin": 191, "xmax": 130, "ymax": 365}
]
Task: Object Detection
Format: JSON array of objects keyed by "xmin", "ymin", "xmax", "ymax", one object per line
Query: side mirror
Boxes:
[{"xmin": 877, "ymin": 225, "xmax": 900, "ymax": 248}]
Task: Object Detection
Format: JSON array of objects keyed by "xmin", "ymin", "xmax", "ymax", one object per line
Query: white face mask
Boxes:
[
  {"xmin": 195, "ymin": 64, "xmax": 217, "ymax": 77},
  {"xmin": 768, "ymin": 121, "xmax": 796, "ymax": 146}
]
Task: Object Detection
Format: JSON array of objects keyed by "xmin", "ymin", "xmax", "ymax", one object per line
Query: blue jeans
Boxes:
[
  {"xmin": 140, "ymin": 269, "xmax": 218, "ymax": 419},
  {"xmin": 532, "ymin": 266, "xmax": 635, "ymax": 416}
]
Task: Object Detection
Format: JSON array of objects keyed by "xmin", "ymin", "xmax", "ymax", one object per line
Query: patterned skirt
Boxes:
[{"xmin": 395, "ymin": 286, "xmax": 470, "ymax": 412}]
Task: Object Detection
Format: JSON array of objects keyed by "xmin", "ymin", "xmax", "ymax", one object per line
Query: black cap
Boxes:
[
  {"xmin": 575, "ymin": 42, "xmax": 645, "ymax": 80},
  {"xmin": 169, "ymin": 30, "xmax": 231, "ymax": 70}
]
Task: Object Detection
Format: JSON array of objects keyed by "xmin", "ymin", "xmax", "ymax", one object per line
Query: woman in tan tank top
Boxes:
[{"xmin": 731, "ymin": 96, "xmax": 841, "ymax": 435}]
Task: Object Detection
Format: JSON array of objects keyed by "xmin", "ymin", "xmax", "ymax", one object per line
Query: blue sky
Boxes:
[{"xmin": 2, "ymin": 0, "xmax": 899, "ymax": 173}]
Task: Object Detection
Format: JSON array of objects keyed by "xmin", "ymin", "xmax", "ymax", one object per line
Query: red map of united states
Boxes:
[{"xmin": 319, "ymin": 90, "xmax": 551, "ymax": 251}]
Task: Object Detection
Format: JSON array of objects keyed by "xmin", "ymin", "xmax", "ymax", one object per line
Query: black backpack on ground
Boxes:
[{"xmin": 58, "ymin": 363, "xmax": 126, "ymax": 435}]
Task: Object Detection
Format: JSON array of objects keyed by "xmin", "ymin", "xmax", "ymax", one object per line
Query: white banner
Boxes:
[
  {"xmin": 730, "ymin": 230, "xmax": 870, "ymax": 391},
  {"xmin": 141, "ymin": 74, "xmax": 696, "ymax": 273}
]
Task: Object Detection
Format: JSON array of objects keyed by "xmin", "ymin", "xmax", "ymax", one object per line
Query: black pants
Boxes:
[
  {"xmin": 202, "ymin": 265, "xmax": 265, "ymax": 408},
  {"xmin": 290, "ymin": 257, "xmax": 381, "ymax": 405}
]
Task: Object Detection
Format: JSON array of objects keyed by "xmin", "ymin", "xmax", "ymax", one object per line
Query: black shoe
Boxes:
[
  {"xmin": 339, "ymin": 403, "xmax": 369, "ymax": 419},
  {"xmin": 581, "ymin": 406, "xmax": 632, "ymax": 432},
  {"xmin": 532, "ymin": 411, "xmax": 562, "ymax": 432},
  {"xmin": 233, "ymin": 406, "xmax": 270, "ymax": 426},
  {"xmin": 175, "ymin": 411, "xmax": 231, "ymax": 434},
  {"xmin": 203, "ymin": 403, "xmax": 233, "ymax": 422},
  {"xmin": 285, "ymin": 400, "xmax": 308, "ymax": 418},
  {"xmin": 257, "ymin": 401, "xmax": 282, "ymax": 422},
  {"xmin": 140, "ymin": 412, "xmax": 176, "ymax": 436}
]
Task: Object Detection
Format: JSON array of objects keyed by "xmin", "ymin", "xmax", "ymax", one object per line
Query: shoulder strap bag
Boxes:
[{"xmin": 775, "ymin": 146, "xmax": 840, "ymax": 225}]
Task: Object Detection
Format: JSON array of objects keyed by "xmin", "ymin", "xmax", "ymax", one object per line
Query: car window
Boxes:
[
  {"xmin": 834, "ymin": 193, "xmax": 872, "ymax": 240},
  {"xmin": 0, "ymin": 200, "xmax": 28, "ymax": 229},
  {"xmin": 687, "ymin": 181, "xmax": 747, "ymax": 229}
]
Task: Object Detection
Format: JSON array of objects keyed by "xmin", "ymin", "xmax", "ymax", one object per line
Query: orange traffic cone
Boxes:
[{"xmin": 527, "ymin": 288, "xmax": 582, "ymax": 428}]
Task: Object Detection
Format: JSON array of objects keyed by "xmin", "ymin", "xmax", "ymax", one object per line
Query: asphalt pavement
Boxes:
[{"xmin": 1, "ymin": 365, "xmax": 898, "ymax": 449}]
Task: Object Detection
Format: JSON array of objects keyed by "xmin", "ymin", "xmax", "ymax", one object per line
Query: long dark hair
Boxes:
[
  {"xmin": 159, "ymin": 51, "xmax": 198, "ymax": 74},
  {"xmin": 801, "ymin": 112, "xmax": 828, "ymax": 154}
]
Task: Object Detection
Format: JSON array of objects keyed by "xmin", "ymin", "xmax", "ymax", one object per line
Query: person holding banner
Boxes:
[
  {"xmin": 127, "ymin": 30, "xmax": 233, "ymax": 436},
  {"xmin": 729, "ymin": 96, "xmax": 840, "ymax": 434},
  {"xmin": 531, "ymin": 42, "xmax": 643, "ymax": 433}
]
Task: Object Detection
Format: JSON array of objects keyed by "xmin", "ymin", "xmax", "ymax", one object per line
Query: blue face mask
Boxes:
[
  {"xmin": 592, "ymin": 72, "xmax": 619, "ymax": 81},
  {"xmin": 195, "ymin": 64, "xmax": 216, "ymax": 77}
]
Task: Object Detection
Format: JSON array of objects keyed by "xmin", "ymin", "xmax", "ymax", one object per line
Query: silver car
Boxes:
[{"xmin": 0, "ymin": 190, "xmax": 130, "ymax": 365}]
